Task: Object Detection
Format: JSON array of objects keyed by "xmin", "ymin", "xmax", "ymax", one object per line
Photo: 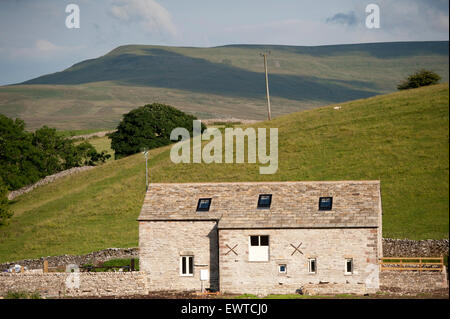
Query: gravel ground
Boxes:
[{"xmin": 63, "ymin": 289, "xmax": 449, "ymax": 299}]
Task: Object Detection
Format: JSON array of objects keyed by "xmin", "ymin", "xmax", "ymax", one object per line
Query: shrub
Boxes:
[
  {"xmin": 397, "ymin": 69, "xmax": 441, "ymax": 90},
  {"xmin": 110, "ymin": 103, "xmax": 206, "ymax": 159}
]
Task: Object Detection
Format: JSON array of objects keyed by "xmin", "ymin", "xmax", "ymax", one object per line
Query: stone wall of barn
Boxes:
[
  {"xmin": 219, "ymin": 228, "xmax": 379, "ymax": 296},
  {"xmin": 139, "ymin": 220, "xmax": 219, "ymax": 292}
]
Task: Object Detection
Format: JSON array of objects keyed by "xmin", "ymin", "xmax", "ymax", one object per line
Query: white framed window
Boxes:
[
  {"xmin": 180, "ymin": 256, "xmax": 194, "ymax": 276},
  {"xmin": 308, "ymin": 258, "xmax": 317, "ymax": 274},
  {"xmin": 248, "ymin": 235, "xmax": 269, "ymax": 262},
  {"xmin": 345, "ymin": 258, "xmax": 353, "ymax": 275},
  {"xmin": 278, "ymin": 264, "xmax": 287, "ymax": 274}
]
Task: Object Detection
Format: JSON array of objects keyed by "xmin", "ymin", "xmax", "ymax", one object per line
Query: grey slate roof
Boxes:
[{"xmin": 138, "ymin": 181, "xmax": 381, "ymax": 229}]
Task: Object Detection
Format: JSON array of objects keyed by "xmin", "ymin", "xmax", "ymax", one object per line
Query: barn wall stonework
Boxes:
[
  {"xmin": 139, "ymin": 220, "xmax": 219, "ymax": 292},
  {"xmin": 219, "ymin": 228, "xmax": 379, "ymax": 295}
]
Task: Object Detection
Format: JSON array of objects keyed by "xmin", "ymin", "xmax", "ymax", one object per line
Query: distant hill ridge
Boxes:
[
  {"xmin": 23, "ymin": 42, "xmax": 449, "ymax": 102},
  {"xmin": 0, "ymin": 41, "xmax": 448, "ymax": 130},
  {"xmin": 218, "ymin": 41, "xmax": 449, "ymax": 57}
]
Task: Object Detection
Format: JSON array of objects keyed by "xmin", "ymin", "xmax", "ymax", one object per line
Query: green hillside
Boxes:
[
  {"xmin": 0, "ymin": 84, "xmax": 448, "ymax": 262},
  {"xmin": 0, "ymin": 42, "xmax": 448, "ymax": 130}
]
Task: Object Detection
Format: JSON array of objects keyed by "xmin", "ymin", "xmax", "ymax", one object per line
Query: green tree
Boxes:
[
  {"xmin": 73, "ymin": 142, "xmax": 111, "ymax": 166},
  {"xmin": 32, "ymin": 126, "xmax": 110, "ymax": 171},
  {"xmin": 0, "ymin": 115, "xmax": 110, "ymax": 191},
  {"xmin": 397, "ymin": 69, "xmax": 441, "ymax": 90},
  {"xmin": 0, "ymin": 178, "xmax": 13, "ymax": 226},
  {"xmin": 0, "ymin": 115, "xmax": 41, "ymax": 189},
  {"xmin": 32, "ymin": 126, "xmax": 66, "ymax": 175},
  {"xmin": 110, "ymin": 103, "xmax": 206, "ymax": 159}
]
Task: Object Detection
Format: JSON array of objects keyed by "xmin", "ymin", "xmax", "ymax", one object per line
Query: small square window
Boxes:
[
  {"xmin": 250, "ymin": 236, "xmax": 259, "ymax": 246},
  {"xmin": 345, "ymin": 258, "xmax": 353, "ymax": 275},
  {"xmin": 196, "ymin": 198, "xmax": 212, "ymax": 212},
  {"xmin": 258, "ymin": 194, "xmax": 272, "ymax": 209},
  {"xmin": 319, "ymin": 197, "xmax": 333, "ymax": 211},
  {"xmin": 260, "ymin": 235, "xmax": 269, "ymax": 246},
  {"xmin": 279, "ymin": 264, "xmax": 287, "ymax": 274},
  {"xmin": 308, "ymin": 258, "xmax": 317, "ymax": 274}
]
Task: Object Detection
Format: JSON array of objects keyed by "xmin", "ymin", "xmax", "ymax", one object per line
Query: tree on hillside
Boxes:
[
  {"xmin": 397, "ymin": 69, "xmax": 441, "ymax": 90},
  {"xmin": 32, "ymin": 126, "xmax": 68, "ymax": 175},
  {"xmin": 71, "ymin": 141, "xmax": 111, "ymax": 167},
  {"xmin": 0, "ymin": 115, "xmax": 42, "ymax": 189},
  {"xmin": 33, "ymin": 126, "xmax": 110, "ymax": 171},
  {"xmin": 0, "ymin": 178, "xmax": 13, "ymax": 226},
  {"xmin": 0, "ymin": 115, "xmax": 111, "ymax": 191},
  {"xmin": 109, "ymin": 103, "xmax": 206, "ymax": 159}
]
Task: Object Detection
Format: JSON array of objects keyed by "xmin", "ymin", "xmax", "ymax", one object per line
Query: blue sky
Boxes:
[{"xmin": 0, "ymin": 0, "xmax": 448, "ymax": 85}]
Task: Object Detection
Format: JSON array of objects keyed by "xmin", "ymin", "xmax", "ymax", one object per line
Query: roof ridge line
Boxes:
[{"xmin": 147, "ymin": 180, "xmax": 381, "ymax": 186}]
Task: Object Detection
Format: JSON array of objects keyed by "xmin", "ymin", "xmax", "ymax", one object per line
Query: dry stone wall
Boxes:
[
  {"xmin": 0, "ymin": 248, "xmax": 138, "ymax": 271},
  {"xmin": 382, "ymin": 239, "xmax": 448, "ymax": 257},
  {"xmin": 69, "ymin": 130, "xmax": 115, "ymax": 140},
  {"xmin": 0, "ymin": 272, "xmax": 148, "ymax": 298},
  {"xmin": 7, "ymin": 166, "xmax": 95, "ymax": 200},
  {"xmin": 380, "ymin": 271, "xmax": 448, "ymax": 294}
]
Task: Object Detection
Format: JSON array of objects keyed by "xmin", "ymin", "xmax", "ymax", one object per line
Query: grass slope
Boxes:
[
  {"xmin": 0, "ymin": 42, "xmax": 448, "ymax": 130},
  {"xmin": 0, "ymin": 84, "xmax": 448, "ymax": 262}
]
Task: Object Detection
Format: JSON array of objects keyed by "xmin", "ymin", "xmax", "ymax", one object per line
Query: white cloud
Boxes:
[
  {"xmin": 358, "ymin": 0, "xmax": 449, "ymax": 38},
  {"xmin": 426, "ymin": 8, "xmax": 449, "ymax": 33},
  {"xmin": 110, "ymin": 0, "xmax": 177, "ymax": 37},
  {"xmin": 220, "ymin": 19, "xmax": 384, "ymax": 46},
  {"xmin": 35, "ymin": 39, "xmax": 65, "ymax": 52},
  {"xmin": 0, "ymin": 40, "xmax": 83, "ymax": 60}
]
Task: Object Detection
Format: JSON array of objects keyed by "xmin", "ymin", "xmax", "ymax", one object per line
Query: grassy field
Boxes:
[
  {"xmin": 0, "ymin": 42, "xmax": 448, "ymax": 130},
  {"xmin": 74, "ymin": 135, "xmax": 115, "ymax": 162},
  {"xmin": 0, "ymin": 83, "xmax": 307, "ymax": 131},
  {"xmin": 0, "ymin": 84, "xmax": 448, "ymax": 262}
]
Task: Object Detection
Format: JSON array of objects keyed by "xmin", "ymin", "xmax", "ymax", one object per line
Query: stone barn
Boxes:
[{"xmin": 138, "ymin": 181, "xmax": 383, "ymax": 295}]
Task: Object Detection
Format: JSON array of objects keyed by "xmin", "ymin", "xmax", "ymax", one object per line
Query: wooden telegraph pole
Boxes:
[{"xmin": 260, "ymin": 51, "xmax": 272, "ymax": 121}]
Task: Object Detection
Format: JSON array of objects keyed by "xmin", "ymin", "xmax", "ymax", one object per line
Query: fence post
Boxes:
[
  {"xmin": 131, "ymin": 258, "xmax": 135, "ymax": 272},
  {"xmin": 43, "ymin": 260, "xmax": 48, "ymax": 273}
]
